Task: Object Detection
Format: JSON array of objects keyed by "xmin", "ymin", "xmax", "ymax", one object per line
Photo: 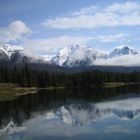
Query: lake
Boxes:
[{"xmin": 0, "ymin": 85, "xmax": 140, "ymax": 140}]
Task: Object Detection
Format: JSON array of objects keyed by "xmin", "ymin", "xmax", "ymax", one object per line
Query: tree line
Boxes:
[{"xmin": 0, "ymin": 65, "xmax": 140, "ymax": 87}]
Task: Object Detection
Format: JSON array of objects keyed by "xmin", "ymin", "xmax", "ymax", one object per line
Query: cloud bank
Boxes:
[
  {"xmin": 42, "ymin": 1, "xmax": 140, "ymax": 29},
  {"xmin": 21, "ymin": 33, "xmax": 130, "ymax": 56},
  {"xmin": 21, "ymin": 36, "xmax": 93, "ymax": 56},
  {"xmin": 94, "ymin": 54, "xmax": 140, "ymax": 66}
]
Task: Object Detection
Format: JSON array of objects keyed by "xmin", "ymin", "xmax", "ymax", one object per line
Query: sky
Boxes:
[{"xmin": 0, "ymin": 0, "xmax": 140, "ymax": 56}]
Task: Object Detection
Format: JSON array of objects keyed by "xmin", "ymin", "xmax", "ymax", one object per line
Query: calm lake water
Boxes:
[{"xmin": 0, "ymin": 85, "xmax": 140, "ymax": 140}]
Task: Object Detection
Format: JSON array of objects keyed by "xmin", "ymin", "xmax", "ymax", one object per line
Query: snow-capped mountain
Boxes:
[
  {"xmin": 3, "ymin": 44, "xmax": 23, "ymax": 57},
  {"xmin": 51, "ymin": 44, "xmax": 107, "ymax": 67},
  {"xmin": 52, "ymin": 44, "xmax": 80, "ymax": 66},
  {"xmin": 0, "ymin": 44, "xmax": 48, "ymax": 64},
  {"xmin": 0, "ymin": 47, "xmax": 9, "ymax": 61},
  {"xmin": 0, "ymin": 43, "xmax": 139, "ymax": 67},
  {"xmin": 109, "ymin": 46, "xmax": 138, "ymax": 58},
  {"xmin": 51, "ymin": 44, "xmax": 139, "ymax": 67},
  {"xmin": 0, "ymin": 44, "xmax": 24, "ymax": 62}
]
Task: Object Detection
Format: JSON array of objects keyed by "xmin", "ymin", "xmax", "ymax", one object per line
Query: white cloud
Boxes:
[
  {"xmin": 105, "ymin": 1, "xmax": 140, "ymax": 13},
  {"xmin": 94, "ymin": 54, "xmax": 140, "ymax": 66},
  {"xmin": 97, "ymin": 33, "xmax": 128, "ymax": 43},
  {"xmin": 21, "ymin": 36, "xmax": 93, "ymax": 56},
  {"xmin": 72, "ymin": 5, "xmax": 98, "ymax": 16},
  {"xmin": 42, "ymin": 1, "xmax": 140, "ymax": 29},
  {"xmin": 42, "ymin": 14, "xmax": 120, "ymax": 29},
  {"xmin": 21, "ymin": 33, "xmax": 129, "ymax": 56},
  {"xmin": 0, "ymin": 20, "xmax": 32, "ymax": 43},
  {"xmin": 21, "ymin": 33, "xmax": 129, "ymax": 55}
]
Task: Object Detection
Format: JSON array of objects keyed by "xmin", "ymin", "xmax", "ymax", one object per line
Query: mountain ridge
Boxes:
[
  {"xmin": 51, "ymin": 44, "xmax": 139, "ymax": 67},
  {"xmin": 0, "ymin": 43, "xmax": 140, "ymax": 70}
]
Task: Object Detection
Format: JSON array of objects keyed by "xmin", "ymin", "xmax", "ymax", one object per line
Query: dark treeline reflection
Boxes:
[{"xmin": 0, "ymin": 85, "xmax": 140, "ymax": 128}]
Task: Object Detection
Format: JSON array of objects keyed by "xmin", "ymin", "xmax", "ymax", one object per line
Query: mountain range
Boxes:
[
  {"xmin": 0, "ymin": 43, "xmax": 140, "ymax": 69},
  {"xmin": 50, "ymin": 44, "xmax": 139, "ymax": 67},
  {"xmin": 0, "ymin": 44, "xmax": 49, "ymax": 64}
]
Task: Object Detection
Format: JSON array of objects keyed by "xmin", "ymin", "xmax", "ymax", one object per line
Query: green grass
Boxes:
[
  {"xmin": 102, "ymin": 82, "xmax": 126, "ymax": 88},
  {"xmin": 0, "ymin": 83, "xmax": 16, "ymax": 92},
  {"xmin": 0, "ymin": 83, "xmax": 37, "ymax": 101}
]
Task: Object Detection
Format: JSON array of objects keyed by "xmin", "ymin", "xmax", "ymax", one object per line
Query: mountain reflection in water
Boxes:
[{"xmin": 0, "ymin": 85, "xmax": 140, "ymax": 140}]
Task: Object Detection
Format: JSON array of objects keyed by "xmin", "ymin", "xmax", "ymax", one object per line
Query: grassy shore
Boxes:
[
  {"xmin": 0, "ymin": 82, "xmax": 137, "ymax": 94},
  {"xmin": 0, "ymin": 82, "xmax": 138, "ymax": 101},
  {"xmin": 0, "ymin": 83, "xmax": 66, "ymax": 101},
  {"xmin": 102, "ymin": 82, "xmax": 137, "ymax": 88},
  {"xmin": 0, "ymin": 83, "xmax": 37, "ymax": 94},
  {"xmin": 0, "ymin": 83, "xmax": 37, "ymax": 101}
]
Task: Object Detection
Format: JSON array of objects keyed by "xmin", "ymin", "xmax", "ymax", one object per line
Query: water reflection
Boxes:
[{"xmin": 0, "ymin": 85, "xmax": 140, "ymax": 140}]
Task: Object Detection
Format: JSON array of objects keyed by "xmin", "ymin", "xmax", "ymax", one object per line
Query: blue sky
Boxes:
[{"xmin": 0, "ymin": 0, "xmax": 140, "ymax": 56}]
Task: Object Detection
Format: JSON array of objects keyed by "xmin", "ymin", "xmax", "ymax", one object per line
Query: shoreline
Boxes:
[
  {"xmin": 0, "ymin": 82, "xmax": 139, "ymax": 101},
  {"xmin": 0, "ymin": 82, "xmax": 139, "ymax": 94}
]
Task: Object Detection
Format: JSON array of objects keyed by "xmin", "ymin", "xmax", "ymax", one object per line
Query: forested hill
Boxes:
[
  {"xmin": 0, "ymin": 64, "xmax": 140, "ymax": 88},
  {"xmin": 2, "ymin": 60, "xmax": 140, "ymax": 74}
]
